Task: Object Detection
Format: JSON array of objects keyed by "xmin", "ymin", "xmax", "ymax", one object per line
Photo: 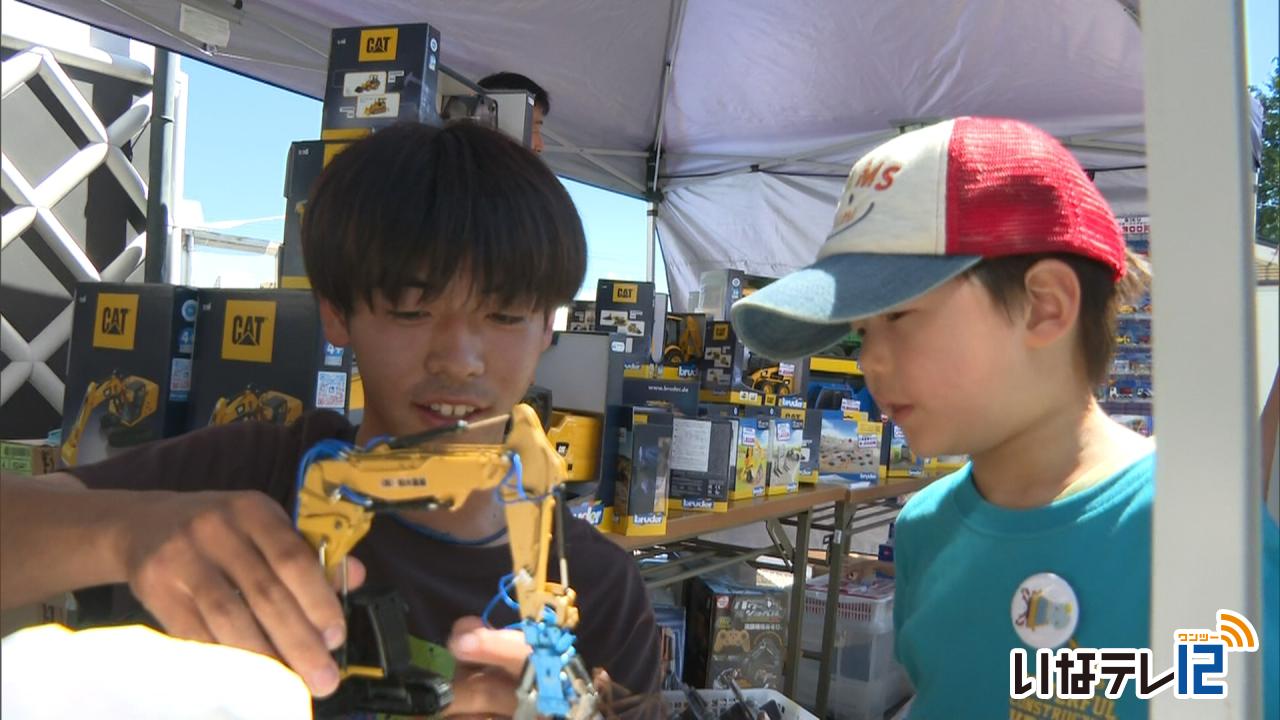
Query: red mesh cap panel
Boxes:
[{"xmin": 943, "ymin": 117, "xmax": 1126, "ymax": 279}]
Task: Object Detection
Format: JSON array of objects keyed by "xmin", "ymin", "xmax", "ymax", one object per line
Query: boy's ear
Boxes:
[
  {"xmin": 317, "ymin": 297, "xmax": 351, "ymax": 347},
  {"xmin": 1021, "ymin": 259, "xmax": 1080, "ymax": 349}
]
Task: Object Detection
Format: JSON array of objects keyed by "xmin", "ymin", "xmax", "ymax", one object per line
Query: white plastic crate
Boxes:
[
  {"xmin": 801, "ymin": 574, "xmax": 895, "ymax": 650},
  {"xmin": 794, "ymin": 657, "xmax": 913, "ymax": 720},
  {"xmin": 662, "ymin": 688, "xmax": 817, "ymax": 719},
  {"xmin": 802, "ymin": 624, "xmax": 898, "ymax": 683}
]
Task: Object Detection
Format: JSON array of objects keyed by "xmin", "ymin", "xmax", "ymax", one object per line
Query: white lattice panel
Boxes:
[{"xmin": 1, "ymin": 46, "xmax": 151, "ymax": 412}]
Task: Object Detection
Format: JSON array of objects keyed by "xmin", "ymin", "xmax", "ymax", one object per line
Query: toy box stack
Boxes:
[
  {"xmin": 1100, "ymin": 215, "xmax": 1154, "ymax": 437},
  {"xmin": 60, "ymin": 283, "xmax": 199, "ymax": 466},
  {"xmin": 189, "ymin": 289, "xmax": 352, "ymax": 430}
]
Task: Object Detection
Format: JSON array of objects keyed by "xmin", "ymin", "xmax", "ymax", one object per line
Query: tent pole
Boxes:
[
  {"xmin": 646, "ymin": 202, "xmax": 657, "ymax": 283},
  {"xmin": 144, "ymin": 49, "xmax": 175, "ymax": 283},
  {"xmin": 1144, "ymin": 2, "xmax": 1259, "ymax": 718}
]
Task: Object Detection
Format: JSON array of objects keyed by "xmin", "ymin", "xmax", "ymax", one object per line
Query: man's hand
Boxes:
[
  {"xmin": 445, "ymin": 616, "xmax": 531, "ymax": 717},
  {"xmin": 118, "ymin": 489, "xmax": 365, "ymax": 697}
]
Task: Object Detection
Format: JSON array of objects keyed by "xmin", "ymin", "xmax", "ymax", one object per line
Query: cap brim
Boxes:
[{"xmin": 730, "ymin": 253, "xmax": 981, "ymax": 359}]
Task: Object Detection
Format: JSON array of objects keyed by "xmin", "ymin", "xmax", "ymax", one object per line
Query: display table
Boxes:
[{"xmin": 606, "ymin": 479, "xmax": 933, "ymax": 708}]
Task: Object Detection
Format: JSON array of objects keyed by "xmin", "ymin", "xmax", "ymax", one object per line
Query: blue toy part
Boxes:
[{"xmin": 522, "ymin": 614, "xmax": 582, "ymax": 717}]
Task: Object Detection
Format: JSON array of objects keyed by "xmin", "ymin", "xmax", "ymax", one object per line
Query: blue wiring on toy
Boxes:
[{"xmin": 292, "ymin": 438, "xmax": 354, "ymax": 522}]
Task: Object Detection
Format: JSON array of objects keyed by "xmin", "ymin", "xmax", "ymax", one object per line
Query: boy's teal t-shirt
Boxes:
[
  {"xmin": 894, "ymin": 454, "xmax": 1155, "ymax": 719},
  {"xmin": 894, "ymin": 453, "xmax": 1280, "ymax": 719}
]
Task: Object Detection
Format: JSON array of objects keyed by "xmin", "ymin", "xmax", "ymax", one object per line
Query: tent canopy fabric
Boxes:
[{"xmin": 27, "ymin": 0, "xmax": 1155, "ymax": 307}]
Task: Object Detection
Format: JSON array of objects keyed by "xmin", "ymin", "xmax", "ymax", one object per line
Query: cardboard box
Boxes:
[
  {"xmin": 695, "ymin": 269, "xmax": 776, "ymax": 322},
  {"xmin": 595, "ymin": 280, "xmax": 657, "ymax": 360},
  {"xmin": 566, "ymin": 301, "xmax": 596, "ymax": 332},
  {"xmin": 322, "ymin": 24, "xmax": 442, "ymax": 140},
  {"xmin": 189, "ymin": 289, "xmax": 352, "ymax": 430},
  {"xmin": 684, "ymin": 575, "xmax": 788, "ymax": 690},
  {"xmin": 700, "ymin": 321, "xmax": 744, "ymax": 400},
  {"xmin": 818, "ymin": 409, "xmax": 883, "ymax": 483},
  {"xmin": 884, "ymin": 421, "xmax": 924, "ymax": 478},
  {"xmin": 731, "ymin": 417, "xmax": 770, "ymax": 500},
  {"xmin": 277, "ymin": 140, "xmax": 351, "ymax": 289},
  {"xmin": 654, "ymin": 605, "xmax": 688, "ymax": 691},
  {"xmin": 667, "ymin": 417, "xmax": 736, "ymax": 513},
  {"xmin": 534, "ymin": 331, "xmax": 630, "ymax": 523},
  {"xmin": 566, "ymin": 493, "xmax": 611, "ymax": 533},
  {"xmin": 797, "ymin": 409, "xmax": 823, "ymax": 484},
  {"xmin": 739, "ymin": 352, "xmax": 808, "ymax": 406},
  {"xmin": 622, "ymin": 375, "xmax": 700, "ymax": 417},
  {"xmin": 614, "ymin": 408, "xmax": 673, "ymax": 535},
  {"xmin": 767, "ymin": 417, "xmax": 803, "ymax": 495},
  {"xmin": 61, "ymin": 283, "xmax": 199, "ymax": 466},
  {"xmin": 0, "ymin": 439, "xmax": 59, "ymax": 475},
  {"xmin": 660, "ymin": 313, "xmax": 706, "ymax": 369}
]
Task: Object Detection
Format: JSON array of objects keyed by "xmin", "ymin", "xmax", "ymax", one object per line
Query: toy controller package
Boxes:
[{"xmin": 684, "ymin": 575, "xmax": 788, "ymax": 690}]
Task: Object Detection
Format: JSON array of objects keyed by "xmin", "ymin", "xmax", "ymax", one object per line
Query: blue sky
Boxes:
[{"xmin": 180, "ymin": 2, "xmax": 1276, "ymax": 290}]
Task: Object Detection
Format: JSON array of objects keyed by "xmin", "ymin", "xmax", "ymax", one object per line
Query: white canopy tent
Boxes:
[
  {"xmin": 12, "ymin": 1, "xmax": 1268, "ymax": 717},
  {"xmin": 22, "ymin": 0, "xmax": 1163, "ymax": 308}
]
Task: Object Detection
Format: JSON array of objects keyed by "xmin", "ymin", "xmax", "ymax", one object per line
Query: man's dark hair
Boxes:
[
  {"xmin": 302, "ymin": 121, "xmax": 585, "ymax": 317},
  {"xmin": 965, "ymin": 251, "xmax": 1149, "ymax": 386},
  {"xmin": 477, "ymin": 72, "xmax": 549, "ymax": 115}
]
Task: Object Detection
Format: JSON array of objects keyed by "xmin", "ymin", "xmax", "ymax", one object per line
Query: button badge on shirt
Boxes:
[{"xmin": 1011, "ymin": 572, "xmax": 1079, "ymax": 649}]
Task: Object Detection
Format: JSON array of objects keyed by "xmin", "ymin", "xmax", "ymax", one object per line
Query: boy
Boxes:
[
  {"xmin": 1, "ymin": 121, "xmax": 660, "ymax": 716},
  {"xmin": 731, "ymin": 116, "xmax": 1157, "ymax": 717}
]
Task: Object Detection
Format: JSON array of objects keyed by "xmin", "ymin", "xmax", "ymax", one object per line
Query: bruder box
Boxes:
[
  {"xmin": 322, "ymin": 23, "xmax": 442, "ymax": 141},
  {"xmin": 614, "ymin": 407, "xmax": 674, "ymax": 536},
  {"xmin": 666, "ymin": 417, "xmax": 737, "ymax": 513},
  {"xmin": 189, "ymin": 290, "xmax": 352, "ymax": 430},
  {"xmin": 60, "ymin": 283, "xmax": 199, "ymax": 466}
]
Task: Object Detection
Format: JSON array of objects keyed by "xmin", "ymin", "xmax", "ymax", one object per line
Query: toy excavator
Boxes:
[
  {"xmin": 210, "ymin": 387, "xmax": 302, "ymax": 426},
  {"xmin": 61, "ymin": 372, "xmax": 159, "ymax": 466},
  {"xmin": 294, "ymin": 403, "xmax": 598, "ymax": 719},
  {"xmin": 661, "ymin": 315, "xmax": 704, "ymax": 367}
]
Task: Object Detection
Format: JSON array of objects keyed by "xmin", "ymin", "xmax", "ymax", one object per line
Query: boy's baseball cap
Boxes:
[{"xmin": 730, "ymin": 116, "xmax": 1126, "ymax": 360}]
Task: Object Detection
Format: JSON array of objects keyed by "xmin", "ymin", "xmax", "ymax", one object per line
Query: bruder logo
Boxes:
[
  {"xmin": 93, "ymin": 293, "xmax": 139, "ymax": 350},
  {"xmin": 358, "ymin": 28, "xmax": 398, "ymax": 62},
  {"xmin": 221, "ymin": 300, "xmax": 276, "ymax": 363}
]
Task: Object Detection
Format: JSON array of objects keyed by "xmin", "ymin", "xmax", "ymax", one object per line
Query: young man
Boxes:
[
  {"xmin": 478, "ymin": 71, "xmax": 548, "ymax": 155},
  {"xmin": 0, "ymin": 122, "xmax": 660, "ymax": 716},
  {"xmin": 731, "ymin": 117, "xmax": 1159, "ymax": 717}
]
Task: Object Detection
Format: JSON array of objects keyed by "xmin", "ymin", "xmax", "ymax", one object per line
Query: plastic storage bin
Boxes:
[
  {"xmin": 662, "ymin": 688, "xmax": 817, "ymax": 719},
  {"xmin": 794, "ymin": 657, "xmax": 913, "ymax": 720},
  {"xmin": 801, "ymin": 574, "xmax": 897, "ymax": 682}
]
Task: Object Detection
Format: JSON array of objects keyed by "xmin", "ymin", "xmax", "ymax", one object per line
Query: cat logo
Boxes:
[
  {"xmin": 92, "ymin": 293, "xmax": 139, "ymax": 350},
  {"xmin": 612, "ymin": 283, "xmax": 639, "ymax": 303},
  {"xmin": 712, "ymin": 323, "xmax": 731, "ymax": 341},
  {"xmin": 358, "ymin": 28, "xmax": 398, "ymax": 62},
  {"xmin": 221, "ymin": 300, "xmax": 276, "ymax": 363}
]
